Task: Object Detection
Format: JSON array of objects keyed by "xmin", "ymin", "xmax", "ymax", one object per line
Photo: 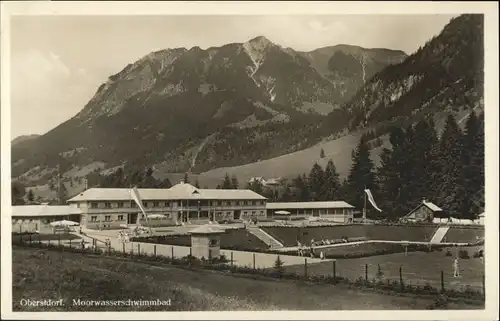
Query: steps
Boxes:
[
  {"xmin": 430, "ymin": 226, "xmax": 450, "ymax": 244},
  {"xmin": 247, "ymin": 227, "xmax": 284, "ymax": 249}
]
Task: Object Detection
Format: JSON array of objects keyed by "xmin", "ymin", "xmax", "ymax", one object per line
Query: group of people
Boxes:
[{"xmin": 117, "ymin": 231, "xmax": 131, "ymax": 243}]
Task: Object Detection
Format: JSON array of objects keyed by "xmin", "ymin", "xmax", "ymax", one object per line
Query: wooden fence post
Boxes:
[
  {"xmin": 253, "ymin": 253, "xmax": 256, "ymax": 270},
  {"xmin": 365, "ymin": 264, "xmax": 368, "ymax": 282},
  {"xmin": 440, "ymin": 270, "xmax": 445, "ymax": 292},
  {"xmin": 122, "ymin": 242, "xmax": 125, "ymax": 254},
  {"xmin": 69, "ymin": 239, "xmax": 72, "ymax": 249},
  {"xmin": 482, "ymin": 273, "xmax": 485, "ymax": 298},
  {"xmin": 171, "ymin": 246, "xmax": 174, "ymax": 258},
  {"xmin": 138, "ymin": 243, "xmax": 141, "ymax": 255},
  {"xmin": 399, "ymin": 265, "xmax": 404, "ymax": 290},
  {"xmin": 29, "ymin": 234, "xmax": 32, "ymax": 245},
  {"xmin": 154, "ymin": 245, "xmax": 157, "ymax": 257},
  {"xmin": 58, "ymin": 234, "xmax": 61, "ymax": 247},
  {"xmin": 189, "ymin": 247, "xmax": 192, "ymax": 256},
  {"xmin": 332, "ymin": 260, "xmax": 336, "ymax": 284},
  {"xmin": 304, "ymin": 258, "xmax": 308, "ymax": 277}
]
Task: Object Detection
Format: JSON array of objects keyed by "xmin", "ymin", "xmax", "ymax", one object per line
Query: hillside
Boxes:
[
  {"xmin": 333, "ymin": 14, "xmax": 484, "ymax": 132},
  {"xmin": 11, "ymin": 37, "xmax": 404, "ymax": 187},
  {"xmin": 11, "ymin": 134, "xmax": 40, "ymax": 146}
]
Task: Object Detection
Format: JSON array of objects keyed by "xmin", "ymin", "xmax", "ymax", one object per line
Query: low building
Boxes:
[
  {"xmin": 404, "ymin": 200, "xmax": 445, "ymax": 222},
  {"xmin": 12, "ymin": 205, "xmax": 82, "ymax": 233},
  {"xmin": 478, "ymin": 212, "xmax": 485, "ymax": 225},
  {"xmin": 66, "ymin": 182, "xmax": 267, "ymax": 230},
  {"xmin": 266, "ymin": 201, "xmax": 355, "ymax": 223}
]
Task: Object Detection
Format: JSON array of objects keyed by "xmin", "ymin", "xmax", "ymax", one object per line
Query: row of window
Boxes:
[{"xmin": 87, "ymin": 200, "xmax": 266, "ymax": 209}]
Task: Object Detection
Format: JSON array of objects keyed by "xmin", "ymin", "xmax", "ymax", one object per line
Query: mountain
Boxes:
[
  {"xmin": 335, "ymin": 14, "xmax": 484, "ymax": 132},
  {"xmin": 12, "ymin": 14, "xmax": 483, "ymax": 194},
  {"xmin": 195, "ymin": 14, "xmax": 484, "ymax": 186},
  {"xmin": 11, "ymin": 134, "xmax": 40, "ymax": 146},
  {"xmin": 298, "ymin": 45, "xmax": 407, "ymax": 110},
  {"xmin": 11, "ymin": 36, "xmax": 404, "ymax": 185}
]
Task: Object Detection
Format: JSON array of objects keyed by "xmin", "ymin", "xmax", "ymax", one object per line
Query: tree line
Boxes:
[
  {"xmin": 12, "ymin": 111, "xmax": 484, "ymax": 221},
  {"xmin": 243, "ymin": 111, "xmax": 484, "ymax": 220}
]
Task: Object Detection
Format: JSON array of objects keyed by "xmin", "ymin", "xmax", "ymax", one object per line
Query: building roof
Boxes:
[
  {"xmin": 67, "ymin": 183, "xmax": 266, "ymax": 202},
  {"xmin": 188, "ymin": 225, "xmax": 225, "ymax": 234},
  {"xmin": 405, "ymin": 200, "xmax": 443, "ymax": 219},
  {"xmin": 266, "ymin": 201, "xmax": 354, "ymax": 209},
  {"xmin": 12, "ymin": 205, "xmax": 83, "ymax": 217},
  {"xmin": 422, "ymin": 201, "xmax": 442, "ymax": 212}
]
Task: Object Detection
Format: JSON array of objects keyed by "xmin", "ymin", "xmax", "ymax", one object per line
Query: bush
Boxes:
[
  {"xmin": 445, "ymin": 249, "xmax": 453, "ymax": 256},
  {"xmin": 458, "ymin": 249, "xmax": 470, "ymax": 259},
  {"xmin": 273, "ymin": 256, "xmax": 285, "ymax": 277}
]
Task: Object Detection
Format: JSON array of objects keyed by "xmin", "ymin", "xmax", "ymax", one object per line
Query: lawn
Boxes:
[
  {"xmin": 283, "ymin": 246, "xmax": 485, "ymax": 292},
  {"xmin": 134, "ymin": 228, "xmax": 269, "ymax": 251},
  {"xmin": 444, "ymin": 227, "xmax": 484, "ymax": 243},
  {"xmin": 12, "ymin": 247, "xmax": 481, "ymax": 311}
]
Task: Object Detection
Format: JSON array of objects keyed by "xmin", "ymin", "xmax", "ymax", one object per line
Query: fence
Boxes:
[{"xmin": 12, "ymin": 233, "xmax": 485, "ymax": 302}]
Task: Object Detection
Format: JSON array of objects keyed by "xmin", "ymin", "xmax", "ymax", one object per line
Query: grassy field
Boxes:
[
  {"xmin": 284, "ymin": 246, "xmax": 485, "ymax": 292},
  {"xmin": 11, "ymin": 247, "xmax": 481, "ymax": 311}
]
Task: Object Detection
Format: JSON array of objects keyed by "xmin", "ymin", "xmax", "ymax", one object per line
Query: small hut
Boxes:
[{"xmin": 188, "ymin": 225, "xmax": 225, "ymax": 260}]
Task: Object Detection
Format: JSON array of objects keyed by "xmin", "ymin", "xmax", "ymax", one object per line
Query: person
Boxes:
[
  {"xmin": 81, "ymin": 239, "xmax": 85, "ymax": 250},
  {"xmin": 453, "ymin": 257, "xmax": 460, "ymax": 277},
  {"xmin": 79, "ymin": 226, "xmax": 83, "ymax": 234},
  {"xmin": 320, "ymin": 251, "xmax": 325, "ymax": 260}
]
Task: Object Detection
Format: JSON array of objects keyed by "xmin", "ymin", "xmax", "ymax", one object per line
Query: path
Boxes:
[
  {"xmin": 276, "ymin": 239, "xmax": 471, "ymax": 252},
  {"xmin": 80, "ymin": 230, "xmax": 329, "ymax": 269}
]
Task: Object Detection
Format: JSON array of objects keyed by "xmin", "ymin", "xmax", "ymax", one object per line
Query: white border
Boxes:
[{"xmin": 1, "ymin": 1, "xmax": 499, "ymax": 320}]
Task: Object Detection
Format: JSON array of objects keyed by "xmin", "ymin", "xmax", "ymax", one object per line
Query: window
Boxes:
[
  {"xmin": 118, "ymin": 215, "xmax": 124, "ymax": 221},
  {"xmin": 239, "ymin": 201, "xmax": 244, "ymax": 205},
  {"xmin": 105, "ymin": 215, "xmax": 111, "ymax": 221},
  {"xmin": 91, "ymin": 203, "xmax": 98, "ymax": 209},
  {"xmin": 246, "ymin": 201, "xmax": 251, "ymax": 205},
  {"xmin": 131, "ymin": 202, "xmax": 137, "ymax": 208},
  {"xmin": 117, "ymin": 202, "xmax": 124, "ymax": 208},
  {"xmin": 77, "ymin": 203, "xmax": 81, "ymax": 208},
  {"xmin": 231, "ymin": 201, "xmax": 236, "ymax": 206},
  {"xmin": 153, "ymin": 201, "xmax": 159, "ymax": 208},
  {"xmin": 105, "ymin": 202, "xmax": 111, "ymax": 208},
  {"xmin": 251, "ymin": 211, "xmax": 256, "ymax": 215},
  {"xmin": 90, "ymin": 216, "xmax": 98, "ymax": 222},
  {"xmin": 213, "ymin": 201, "xmax": 219, "ymax": 206}
]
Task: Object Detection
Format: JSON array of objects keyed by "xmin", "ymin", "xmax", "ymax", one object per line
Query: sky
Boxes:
[{"xmin": 9, "ymin": 14, "xmax": 457, "ymax": 138}]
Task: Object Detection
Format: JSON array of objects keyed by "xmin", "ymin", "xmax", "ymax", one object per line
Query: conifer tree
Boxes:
[
  {"xmin": 436, "ymin": 114, "xmax": 465, "ymax": 217},
  {"xmin": 308, "ymin": 163, "xmax": 325, "ymax": 201},
  {"xmin": 344, "ymin": 134, "xmax": 376, "ymax": 210},
  {"xmin": 230, "ymin": 175, "xmax": 239, "ymax": 189},
  {"xmin": 221, "ymin": 173, "xmax": 232, "ymax": 189},
  {"xmin": 322, "ymin": 159, "xmax": 341, "ymax": 201},
  {"xmin": 377, "ymin": 126, "xmax": 406, "ymax": 220}
]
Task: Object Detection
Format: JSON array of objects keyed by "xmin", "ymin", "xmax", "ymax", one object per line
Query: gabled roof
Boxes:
[
  {"xmin": 67, "ymin": 183, "xmax": 266, "ymax": 202},
  {"xmin": 405, "ymin": 200, "xmax": 443, "ymax": 218},
  {"xmin": 266, "ymin": 201, "xmax": 354, "ymax": 209},
  {"xmin": 423, "ymin": 201, "xmax": 442, "ymax": 212},
  {"xmin": 12, "ymin": 205, "xmax": 83, "ymax": 217}
]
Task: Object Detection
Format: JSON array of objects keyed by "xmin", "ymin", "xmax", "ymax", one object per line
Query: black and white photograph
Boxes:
[{"xmin": 1, "ymin": 1, "xmax": 498, "ymax": 320}]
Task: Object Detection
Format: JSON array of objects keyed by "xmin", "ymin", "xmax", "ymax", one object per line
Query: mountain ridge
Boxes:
[{"xmin": 11, "ymin": 15, "xmax": 482, "ymax": 198}]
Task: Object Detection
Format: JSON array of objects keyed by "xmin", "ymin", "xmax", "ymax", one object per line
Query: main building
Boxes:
[{"xmin": 66, "ymin": 182, "xmax": 267, "ymax": 229}]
